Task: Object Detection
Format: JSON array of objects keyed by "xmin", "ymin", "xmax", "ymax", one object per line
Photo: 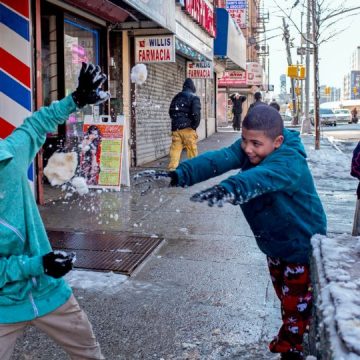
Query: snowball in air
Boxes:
[
  {"xmin": 131, "ymin": 64, "xmax": 148, "ymax": 85},
  {"xmin": 44, "ymin": 152, "xmax": 78, "ymax": 186},
  {"xmin": 71, "ymin": 177, "xmax": 89, "ymax": 196}
]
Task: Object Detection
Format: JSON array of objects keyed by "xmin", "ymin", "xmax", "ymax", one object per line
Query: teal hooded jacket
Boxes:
[
  {"xmin": 0, "ymin": 96, "xmax": 76, "ymax": 323},
  {"xmin": 175, "ymin": 129, "xmax": 327, "ymax": 264}
]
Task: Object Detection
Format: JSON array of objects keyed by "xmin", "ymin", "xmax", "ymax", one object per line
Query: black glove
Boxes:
[
  {"xmin": 72, "ymin": 62, "xmax": 110, "ymax": 108},
  {"xmin": 43, "ymin": 251, "xmax": 75, "ymax": 278},
  {"xmin": 133, "ymin": 170, "xmax": 178, "ymax": 186},
  {"xmin": 190, "ymin": 185, "xmax": 233, "ymax": 207}
]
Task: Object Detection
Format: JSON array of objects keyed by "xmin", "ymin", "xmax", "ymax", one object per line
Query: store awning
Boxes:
[
  {"xmin": 63, "ymin": 0, "xmax": 176, "ymax": 33},
  {"xmin": 214, "ymin": 8, "xmax": 246, "ymax": 71}
]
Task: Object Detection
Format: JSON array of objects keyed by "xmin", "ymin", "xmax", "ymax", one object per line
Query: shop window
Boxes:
[
  {"xmin": 64, "ymin": 17, "xmax": 102, "ymax": 148},
  {"xmin": 109, "ymin": 32, "xmax": 123, "ymax": 121}
]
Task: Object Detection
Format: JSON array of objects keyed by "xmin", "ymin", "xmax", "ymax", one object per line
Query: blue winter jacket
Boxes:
[
  {"xmin": 175, "ymin": 129, "xmax": 327, "ymax": 264},
  {"xmin": 0, "ymin": 96, "xmax": 76, "ymax": 323}
]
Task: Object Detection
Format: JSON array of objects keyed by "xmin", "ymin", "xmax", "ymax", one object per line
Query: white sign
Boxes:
[
  {"xmin": 135, "ymin": 35, "xmax": 176, "ymax": 63},
  {"xmin": 186, "ymin": 61, "xmax": 214, "ymax": 79},
  {"xmin": 246, "ymin": 62, "xmax": 263, "ymax": 86}
]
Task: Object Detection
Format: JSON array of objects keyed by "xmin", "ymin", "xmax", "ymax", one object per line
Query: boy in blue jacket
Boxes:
[
  {"xmin": 136, "ymin": 105, "xmax": 326, "ymax": 360},
  {"xmin": 0, "ymin": 63, "xmax": 109, "ymax": 359}
]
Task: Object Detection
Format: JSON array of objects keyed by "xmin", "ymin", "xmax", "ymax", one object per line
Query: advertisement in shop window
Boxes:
[
  {"xmin": 135, "ymin": 35, "xmax": 176, "ymax": 63},
  {"xmin": 186, "ymin": 61, "xmax": 214, "ymax": 79}
]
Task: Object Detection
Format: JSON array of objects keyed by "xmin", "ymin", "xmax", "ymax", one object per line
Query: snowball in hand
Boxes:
[
  {"xmin": 131, "ymin": 64, "xmax": 148, "ymax": 85},
  {"xmin": 44, "ymin": 152, "xmax": 78, "ymax": 186}
]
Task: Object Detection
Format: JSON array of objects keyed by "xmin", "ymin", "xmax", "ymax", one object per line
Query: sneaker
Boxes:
[{"xmin": 280, "ymin": 351, "xmax": 304, "ymax": 360}]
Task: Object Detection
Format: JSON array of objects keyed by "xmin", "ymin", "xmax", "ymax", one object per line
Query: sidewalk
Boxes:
[{"xmin": 13, "ymin": 129, "xmax": 358, "ymax": 359}]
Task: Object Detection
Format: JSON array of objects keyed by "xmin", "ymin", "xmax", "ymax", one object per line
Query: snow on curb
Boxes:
[{"xmin": 311, "ymin": 234, "xmax": 360, "ymax": 358}]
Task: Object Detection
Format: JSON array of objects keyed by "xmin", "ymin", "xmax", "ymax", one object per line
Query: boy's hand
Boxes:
[
  {"xmin": 133, "ymin": 170, "xmax": 178, "ymax": 186},
  {"xmin": 190, "ymin": 185, "xmax": 233, "ymax": 207},
  {"xmin": 72, "ymin": 62, "xmax": 110, "ymax": 108},
  {"xmin": 43, "ymin": 251, "xmax": 75, "ymax": 278}
]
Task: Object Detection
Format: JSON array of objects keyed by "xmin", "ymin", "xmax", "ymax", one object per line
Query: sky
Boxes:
[{"xmin": 262, "ymin": 0, "xmax": 360, "ymax": 94}]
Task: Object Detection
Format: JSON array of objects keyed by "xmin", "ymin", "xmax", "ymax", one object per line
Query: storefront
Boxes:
[
  {"xmin": 122, "ymin": 0, "xmax": 216, "ymax": 166},
  {"xmin": 214, "ymin": 8, "xmax": 262, "ymax": 126}
]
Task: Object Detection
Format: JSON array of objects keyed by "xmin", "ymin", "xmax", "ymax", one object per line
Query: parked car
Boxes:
[
  {"xmin": 333, "ymin": 109, "xmax": 352, "ymax": 124},
  {"xmin": 310, "ymin": 108, "xmax": 337, "ymax": 126}
]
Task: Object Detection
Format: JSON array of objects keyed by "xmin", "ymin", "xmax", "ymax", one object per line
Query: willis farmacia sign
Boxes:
[
  {"xmin": 186, "ymin": 61, "xmax": 213, "ymax": 79},
  {"xmin": 135, "ymin": 35, "xmax": 176, "ymax": 63}
]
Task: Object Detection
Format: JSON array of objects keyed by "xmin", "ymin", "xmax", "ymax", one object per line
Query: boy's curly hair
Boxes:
[{"xmin": 243, "ymin": 105, "xmax": 284, "ymax": 140}]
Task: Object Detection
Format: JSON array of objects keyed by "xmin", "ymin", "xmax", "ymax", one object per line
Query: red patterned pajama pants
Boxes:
[{"xmin": 267, "ymin": 256, "xmax": 313, "ymax": 356}]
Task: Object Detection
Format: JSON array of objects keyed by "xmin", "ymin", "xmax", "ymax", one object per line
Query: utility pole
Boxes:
[
  {"xmin": 312, "ymin": 0, "xmax": 320, "ymax": 149},
  {"xmin": 302, "ymin": 0, "xmax": 312, "ymax": 134},
  {"xmin": 282, "ymin": 17, "xmax": 298, "ymax": 125}
]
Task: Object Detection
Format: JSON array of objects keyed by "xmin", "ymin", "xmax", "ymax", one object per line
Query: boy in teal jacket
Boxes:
[
  {"xmin": 136, "ymin": 105, "xmax": 326, "ymax": 360},
  {"xmin": 0, "ymin": 63, "xmax": 109, "ymax": 359}
]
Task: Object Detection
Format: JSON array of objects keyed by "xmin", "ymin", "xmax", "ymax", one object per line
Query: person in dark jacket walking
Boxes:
[
  {"xmin": 248, "ymin": 91, "xmax": 264, "ymax": 111},
  {"xmin": 0, "ymin": 63, "xmax": 108, "ymax": 359},
  {"xmin": 230, "ymin": 93, "xmax": 246, "ymax": 131},
  {"xmin": 168, "ymin": 78, "xmax": 201, "ymax": 170},
  {"xmin": 134, "ymin": 105, "xmax": 326, "ymax": 360}
]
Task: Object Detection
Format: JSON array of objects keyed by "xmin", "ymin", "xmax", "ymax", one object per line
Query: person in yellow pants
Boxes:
[
  {"xmin": 168, "ymin": 78, "xmax": 201, "ymax": 171},
  {"xmin": 168, "ymin": 128, "xmax": 198, "ymax": 170}
]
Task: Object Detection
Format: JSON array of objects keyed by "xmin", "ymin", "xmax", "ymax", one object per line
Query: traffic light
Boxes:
[
  {"xmin": 287, "ymin": 65, "xmax": 298, "ymax": 78},
  {"xmin": 324, "ymin": 86, "xmax": 331, "ymax": 95},
  {"xmin": 295, "ymin": 86, "xmax": 301, "ymax": 95},
  {"xmin": 354, "ymin": 87, "xmax": 358, "ymax": 95}
]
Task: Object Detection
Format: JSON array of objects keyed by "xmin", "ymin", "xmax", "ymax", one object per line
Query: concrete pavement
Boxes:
[{"xmin": 12, "ymin": 128, "xmax": 357, "ymax": 359}]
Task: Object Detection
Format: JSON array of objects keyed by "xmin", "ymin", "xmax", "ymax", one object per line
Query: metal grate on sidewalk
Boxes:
[{"xmin": 47, "ymin": 230, "xmax": 163, "ymax": 275}]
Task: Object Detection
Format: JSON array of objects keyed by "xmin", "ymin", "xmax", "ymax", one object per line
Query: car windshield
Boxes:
[{"xmin": 320, "ymin": 109, "xmax": 334, "ymax": 114}]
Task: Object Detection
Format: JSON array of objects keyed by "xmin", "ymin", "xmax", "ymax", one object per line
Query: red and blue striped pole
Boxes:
[{"xmin": 1, "ymin": 0, "xmax": 34, "ymax": 187}]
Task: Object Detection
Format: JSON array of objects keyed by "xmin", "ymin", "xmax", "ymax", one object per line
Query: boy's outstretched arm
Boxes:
[
  {"xmin": 133, "ymin": 139, "xmax": 246, "ymax": 187},
  {"xmin": 191, "ymin": 150, "xmax": 302, "ymax": 206},
  {"xmin": 3, "ymin": 63, "xmax": 109, "ymax": 169}
]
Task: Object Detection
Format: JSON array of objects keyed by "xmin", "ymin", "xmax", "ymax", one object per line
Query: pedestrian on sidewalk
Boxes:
[
  {"xmin": 136, "ymin": 105, "xmax": 326, "ymax": 360},
  {"xmin": 168, "ymin": 78, "xmax": 201, "ymax": 171},
  {"xmin": 230, "ymin": 93, "xmax": 247, "ymax": 131},
  {"xmin": 0, "ymin": 62, "xmax": 109, "ymax": 360},
  {"xmin": 351, "ymin": 107, "xmax": 358, "ymax": 124},
  {"xmin": 269, "ymin": 101, "xmax": 281, "ymax": 112},
  {"xmin": 248, "ymin": 91, "xmax": 264, "ymax": 111}
]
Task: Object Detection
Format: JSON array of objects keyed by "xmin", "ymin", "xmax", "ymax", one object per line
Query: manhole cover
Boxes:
[{"xmin": 47, "ymin": 230, "xmax": 163, "ymax": 275}]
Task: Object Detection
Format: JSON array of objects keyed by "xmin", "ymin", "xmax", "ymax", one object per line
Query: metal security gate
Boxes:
[{"xmin": 135, "ymin": 55, "xmax": 186, "ymax": 166}]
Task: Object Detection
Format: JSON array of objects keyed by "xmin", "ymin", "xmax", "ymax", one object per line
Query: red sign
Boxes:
[
  {"xmin": 218, "ymin": 70, "xmax": 247, "ymax": 87},
  {"xmin": 184, "ymin": 0, "xmax": 216, "ymax": 37}
]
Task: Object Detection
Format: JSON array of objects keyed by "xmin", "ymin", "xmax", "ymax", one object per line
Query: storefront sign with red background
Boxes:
[{"xmin": 183, "ymin": 0, "xmax": 216, "ymax": 37}]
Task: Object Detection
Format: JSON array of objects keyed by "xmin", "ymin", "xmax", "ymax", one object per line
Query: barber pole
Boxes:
[{"xmin": 0, "ymin": 0, "xmax": 34, "ymax": 186}]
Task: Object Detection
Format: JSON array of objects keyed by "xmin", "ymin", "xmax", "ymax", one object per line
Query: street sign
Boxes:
[
  {"xmin": 297, "ymin": 47, "xmax": 306, "ymax": 56},
  {"xmin": 297, "ymin": 47, "xmax": 314, "ymax": 55}
]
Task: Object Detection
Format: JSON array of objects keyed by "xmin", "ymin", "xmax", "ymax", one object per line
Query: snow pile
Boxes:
[
  {"xmin": 306, "ymin": 144, "xmax": 353, "ymax": 181},
  {"xmin": 44, "ymin": 152, "xmax": 78, "ymax": 186},
  {"xmin": 311, "ymin": 234, "xmax": 360, "ymax": 357},
  {"xmin": 131, "ymin": 63, "xmax": 147, "ymax": 85},
  {"xmin": 65, "ymin": 270, "xmax": 128, "ymax": 294}
]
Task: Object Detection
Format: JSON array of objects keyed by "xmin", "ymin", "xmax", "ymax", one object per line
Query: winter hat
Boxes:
[
  {"xmin": 243, "ymin": 104, "xmax": 283, "ymax": 139},
  {"xmin": 183, "ymin": 78, "xmax": 196, "ymax": 93}
]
